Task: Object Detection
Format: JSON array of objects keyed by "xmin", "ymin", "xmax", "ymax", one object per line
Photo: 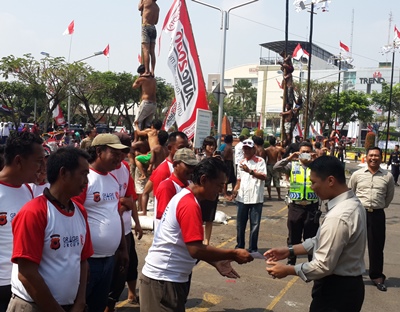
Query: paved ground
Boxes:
[{"xmin": 116, "ymin": 160, "xmax": 400, "ymax": 311}]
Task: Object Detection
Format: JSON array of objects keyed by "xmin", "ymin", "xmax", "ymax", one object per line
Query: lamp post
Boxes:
[
  {"xmin": 41, "ymin": 51, "xmax": 103, "ymax": 126},
  {"xmin": 383, "ymin": 44, "xmax": 398, "ymax": 161},
  {"xmin": 192, "ymin": 0, "xmax": 259, "ymax": 147}
]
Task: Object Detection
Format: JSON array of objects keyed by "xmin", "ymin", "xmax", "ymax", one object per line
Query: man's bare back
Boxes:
[
  {"xmin": 139, "ymin": 0, "xmax": 159, "ymax": 25},
  {"xmin": 132, "ymin": 75, "xmax": 157, "ymax": 102},
  {"xmin": 256, "ymin": 145, "xmax": 267, "ymax": 161},
  {"xmin": 224, "ymin": 145, "xmax": 234, "ymax": 161},
  {"xmin": 151, "ymin": 144, "xmax": 169, "ymax": 169},
  {"xmin": 266, "ymin": 145, "xmax": 285, "ymax": 164},
  {"xmin": 135, "ymin": 123, "xmax": 159, "ymax": 150}
]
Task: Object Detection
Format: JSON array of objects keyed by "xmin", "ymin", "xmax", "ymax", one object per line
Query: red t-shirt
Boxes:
[
  {"xmin": 149, "ymin": 159, "xmax": 174, "ymax": 194},
  {"xmin": 155, "ymin": 173, "xmax": 187, "ymax": 219}
]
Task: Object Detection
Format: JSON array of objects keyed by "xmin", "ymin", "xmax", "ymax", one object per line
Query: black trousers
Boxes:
[
  {"xmin": 391, "ymin": 165, "xmax": 399, "ymax": 183},
  {"xmin": 367, "ymin": 209, "xmax": 386, "ymax": 280},
  {"xmin": 287, "ymin": 202, "xmax": 320, "ymax": 264},
  {"xmin": 310, "ymin": 275, "xmax": 364, "ymax": 312},
  {"xmin": 0, "ymin": 285, "xmax": 11, "ymax": 312}
]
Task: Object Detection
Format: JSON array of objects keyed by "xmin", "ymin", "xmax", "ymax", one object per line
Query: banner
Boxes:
[
  {"xmin": 162, "ymin": 0, "xmax": 210, "ymax": 139},
  {"xmin": 162, "ymin": 99, "xmax": 177, "ymax": 131}
]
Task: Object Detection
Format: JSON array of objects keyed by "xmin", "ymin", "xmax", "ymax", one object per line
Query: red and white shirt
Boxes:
[
  {"xmin": 112, "ymin": 161, "xmax": 138, "ymax": 235},
  {"xmin": 0, "ymin": 182, "xmax": 33, "ymax": 286},
  {"xmin": 149, "ymin": 158, "xmax": 174, "ymax": 194},
  {"xmin": 11, "ymin": 195, "xmax": 93, "ymax": 305},
  {"xmin": 236, "ymin": 156, "xmax": 267, "ymax": 204},
  {"xmin": 74, "ymin": 168, "xmax": 121, "ymax": 257},
  {"xmin": 142, "ymin": 188, "xmax": 203, "ymax": 283},
  {"xmin": 155, "ymin": 173, "xmax": 187, "ymax": 220}
]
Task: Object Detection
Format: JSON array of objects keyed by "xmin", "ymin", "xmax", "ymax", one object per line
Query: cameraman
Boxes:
[{"xmin": 274, "ymin": 141, "xmax": 321, "ymax": 265}]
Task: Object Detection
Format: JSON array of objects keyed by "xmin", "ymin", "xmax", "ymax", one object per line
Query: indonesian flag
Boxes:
[
  {"xmin": 52, "ymin": 104, "xmax": 66, "ymax": 126},
  {"xmin": 293, "ymin": 43, "xmax": 309, "ymax": 61},
  {"xmin": 292, "ymin": 43, "xmax": 304, "ymax": 61},
  {"xmin": 162, "ymin": 99, "xmax": 177, "ymax": 131},
  {"xmin": 340, "ymin": 41, "xmax": 350, "ymax": 52},
  {"xmin": 395, "ymin": 25, "xmax": 400, "ymax": 44},
  {"xmin": 162, "ymin": 0, "xmax": 210, "ymax": 140},
  {"xmin": 292, "ymin": 123, "xmax": 303, "ymax": 138},
  {"xmin": 103, "ymin": 44, "xmax": 110, "ymax": 57},
  {"xmin": 62, "ymin": 20, "xmax": 74, "ymax": 36}
]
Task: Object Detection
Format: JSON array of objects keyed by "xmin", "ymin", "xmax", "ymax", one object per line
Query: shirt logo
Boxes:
[
  {"xmin": 93, "ymin": 192, "xmax": 101, "ymax": 202},
  {"xmin": 50, "ymin": 234, "xmax": 61, "ymax": 250},
  {"xmin": 0, "ymin": 212, "xmax": 7, "ymax": 226}
]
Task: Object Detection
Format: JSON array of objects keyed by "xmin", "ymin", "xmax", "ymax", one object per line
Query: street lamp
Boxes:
[
  {"xmin": 382, "ymin": 37, "xmax": 399, "ymax": 161},
  {"xmin": 192, "ymin": 0, "xmax": 259, "ymax": 147},
  {"xmin": 41, "ymin": 50, "xmax": 104, "ymax": 126}
]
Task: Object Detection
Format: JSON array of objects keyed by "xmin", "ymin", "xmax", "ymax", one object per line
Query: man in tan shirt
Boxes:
[
  {"xmin": 80, "ymin": 128, "xmax": 97, "ymax": 150},
  {"xmin": 266, "ymin": 156, "xmax": 367, "ymax": 311},
  {"xmin": 348, "ymin": 146, "xmax": 394, "ymax": 292},
  {"xmin": 138, "ymin": 0, "xmax": 159, "ymax": 77}
]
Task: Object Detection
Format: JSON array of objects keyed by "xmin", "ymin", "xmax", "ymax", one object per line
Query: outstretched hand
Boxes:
[
  {"xmin": 214, "ymin": 260, "xmax": 240, "ymax": 279},
  {"xmin": 266, "ymin": 260, "xmax": 289, "ymax": 279},
  {"xmin": 264, "ymin": 247, "xmax": 289, "ymax": 262},
  {"xmin": 234, "ymin": 248, "xmax": 254, "ymax": 264}
]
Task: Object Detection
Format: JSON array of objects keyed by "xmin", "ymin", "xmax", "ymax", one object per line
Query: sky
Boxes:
[{"xmin": 1, "ymin": 0, "xmax": 399, "ymax": 86}]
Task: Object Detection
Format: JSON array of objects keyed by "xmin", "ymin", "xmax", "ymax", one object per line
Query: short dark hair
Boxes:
[
  {"xmin": 151, "ymin": 119, "xmax": 162, "ymax": 130},
  {"xmin": 137, "ymin": 65, "xmax": 145, "ymax": 74},
  {"xmin": 239, "ymin": 135, "xmax": 246, "ymax": 142},
  {"xmin": 315, "ymin": 142, "xmax": 321, "ymax": 149},
  {"xmin": 224, "ymin": 135, "xmax": 233, "ymax": 144},
  {"xmin": 192, "ymin": 157, "xmax": 227, "ymax": 185},
  {"xmin": 299, "ymin": 141, "xmax": 313, "ymax": 150},
  {"xmin": 4, "ymin": 132, "xmax": 43, "ymax": 166},
  {"xmin": 252, "ymin": 136, "xmax": 264, "ymax": 146},
  {"xmin": 167, "ymin": 131, "xmax": 188, "ymax": 146},
  {"xmin": 202, "ymin": 136, "xmax": 217, "ymax": 149},
  {"xmin": 366, "ymin": 146, "xmax": 382, "ymax": 156},
  {"xmin": 269, "ymin": 137, "xmax": 276, "ymax": 146},
  {"xmin": 158, "ymin": 130, "xmax": 169, "ymax": 146},
  {"xmin": 47, "ymin": 147, "xmax": 90, "ymax": 184},
  {"xmin": 308, "ymin": 156, "xmax": 346, "ymax": 184},
  {"xmin": 86, "ymin": 145, "xmax": 108, "ymax": 164}
]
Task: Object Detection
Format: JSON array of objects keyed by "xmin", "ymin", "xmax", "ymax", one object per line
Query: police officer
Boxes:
[
  {"xmin": 387, "ymin": 144, "xmax": 400, "ymax": 186},
  {"xmin": 274, "ymin": 141, "xmax": 320, "ymax": 265}
]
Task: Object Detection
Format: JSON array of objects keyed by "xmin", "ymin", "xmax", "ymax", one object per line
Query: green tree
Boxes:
[
  {"xmin": 294, "ymin": 80, "xmax": 337, "ymax": 135},
  {"xmin": 229, "ymin": 79, "xmax": 257, "ymax": 127},
  {"xmin": 370, "ymin": 82, "xmax": 400, "ymax": 115},
  {"xmin": 315, "ymin": 90, "xmax": 373, "ymax": 134}
]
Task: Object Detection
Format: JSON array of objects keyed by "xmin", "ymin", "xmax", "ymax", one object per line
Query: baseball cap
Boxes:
[
  {"xmin": 242, "ymin": 139, "xmax": 254, "ymax": 148},
  {"xmin": 91, "ymin": 133, "xmax": 129, "ymax": 150},
  {"xmin": 173, "ymin": 148, "xmax": 199, "ymax": 166}
]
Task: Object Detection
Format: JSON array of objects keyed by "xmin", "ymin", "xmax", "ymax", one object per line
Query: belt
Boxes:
[
  {"xmin": 392, "ymin": 163, "xmax": 400, "ymax": 166},
  {"xmin": 293, "ymin": 200, "xmax": 318, "ymax": 206},
  {"xmin": 366, "ymin": 208, "xmax": 374, "ymax": 212}
]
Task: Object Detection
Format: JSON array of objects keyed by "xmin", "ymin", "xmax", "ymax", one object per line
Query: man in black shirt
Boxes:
[{"xmin": 387, "ymin": 144, "xmax": 400, "ymax": 186}]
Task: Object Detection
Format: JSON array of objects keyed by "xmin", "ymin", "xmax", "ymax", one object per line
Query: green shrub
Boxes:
[{"xmin": 240, "ymin": 128, "xmax": 250, "ymax": 138}]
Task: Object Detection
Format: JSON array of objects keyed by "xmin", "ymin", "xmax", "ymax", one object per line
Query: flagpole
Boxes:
[
  {"xmin": 68, "ymin": 35, "xmax": 73, "ymax": 63},
  {"xmin": 334, "ymin": 53, "xmax": 342, "ymax": 133},
  {"xmin": 384, "ymin": 48, "xmax": 396, "ymax": 161},
  {"xmin": 304, "ymin": 2, "xmax": 314, "ymax": 139}
]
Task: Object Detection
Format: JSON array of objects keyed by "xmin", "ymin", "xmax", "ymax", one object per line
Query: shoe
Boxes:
[
  {"xmin": 372, "ymin": 276, "xmax": 387, "ymax": 292},
  {"xmin": 395, "ymin": 183, "xmax": 399, "ymax": 186}
]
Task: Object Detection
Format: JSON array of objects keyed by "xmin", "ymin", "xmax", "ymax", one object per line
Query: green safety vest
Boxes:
[{"xmin": 289, "ymin": 161, "xmax": 318, "ymax": 201}]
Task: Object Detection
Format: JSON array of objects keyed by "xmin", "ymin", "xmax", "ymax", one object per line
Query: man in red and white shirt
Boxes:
[
  {"xmin": 154, "ymin": 148, "xmax": 198, "ymax": 230},
  {"xmin": 74, "ymin": 133, "xmax": 130, "ymax": 312},
  {"xmin": 106, "ymin": 133, "xmax": 143, "ymax": 310},
  {"xmin": 141, "ymin": 131, "xmax": 189, "ymax": 216},
  {"xmin": 0, "ymin": 132, "xmax": 44, "ymax": 311},
  {"xmin": 140, "ymin": 157, "xmax": 254, "ymax": 311},
  {"xmin": 231, "ymin": 139, "xmax": 267, "ymax": 253},
  {"xmin": 8, "ymin": 147, "xmax": 93, "ymax": 312}
]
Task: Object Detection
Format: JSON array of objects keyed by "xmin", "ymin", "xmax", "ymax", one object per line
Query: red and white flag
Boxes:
[
  {"xmin": 292, "ymin": 43, "xmax": 304, "ymax": 61},
  {"xmin": 395, "ymin": 25, "xmax": 400, "ymax": 44},
  {"xmin": 292, "ymin": 123, "xmax": 303, "ymax": 138},
  {"xmin": 103, "ymin": 44, "xmax": 110, "ymax": 57},
  {"xmin": 62, "ymin": 20, "xmax": 74, "ymax": 36},
  {"xmin": 162, "ymin": 99, "xmax": 177, "ymax": 131},
  {"xmin": 276, "ymin": 78, "xmax": 283, "ymax": 89},
  {"xmin": 293, "ymin": 43, "xmax": 309, "ymax": 61},
  {"xmin": 138, "ymin": 53, "xmax": 142, "ymax": 64},
  {"xmin": 340, "ymin": 41, "xmax": 350, "ymax": 53},
  {"xmin": 162, "ymin": 0, "xmax": 210, "ymax": 140}
]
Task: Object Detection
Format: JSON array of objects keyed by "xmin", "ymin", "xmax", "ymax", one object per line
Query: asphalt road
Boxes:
[{"xmin": 116, "ymin": 160, "xmax": 400, "ymax": 312}]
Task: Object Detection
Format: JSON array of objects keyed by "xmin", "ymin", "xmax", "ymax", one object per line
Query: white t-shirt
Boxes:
[
  {"xmin": 235, "ymin": 141, "xmax": 244, "ymax": 165},
  {"xmin": 11, "ymin": 195, "xmax": 93, "ymax": 305},
  {"xmin": 75, "ymin": 168, "xmax": 122, "ymax": 257},
  {"xmin": 111, "ymin": 161, "xmax": 137, "ymax": 235},
  {"xmin": 142, "ymin": 188, "xmax": 204, "ymax": 283},
  {"xmin": 29, "ymin": 182, "xmax": 50, "ymax": 198},
  {"xmin": 236, "ymin": 156, "xmax": 267, "ymax": 204},
  {"xmin": 0, "ymin": 182, "xmax": 33, "ymax": 286}
]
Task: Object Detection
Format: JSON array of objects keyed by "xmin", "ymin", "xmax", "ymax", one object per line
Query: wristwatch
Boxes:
[
  {"xmin": 288, "ymin": 245, "xmax": 295, "ymax": 257},
  {"xmin": 249, "ymin": 170, "xmax": 254, "ymax": 175}
]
